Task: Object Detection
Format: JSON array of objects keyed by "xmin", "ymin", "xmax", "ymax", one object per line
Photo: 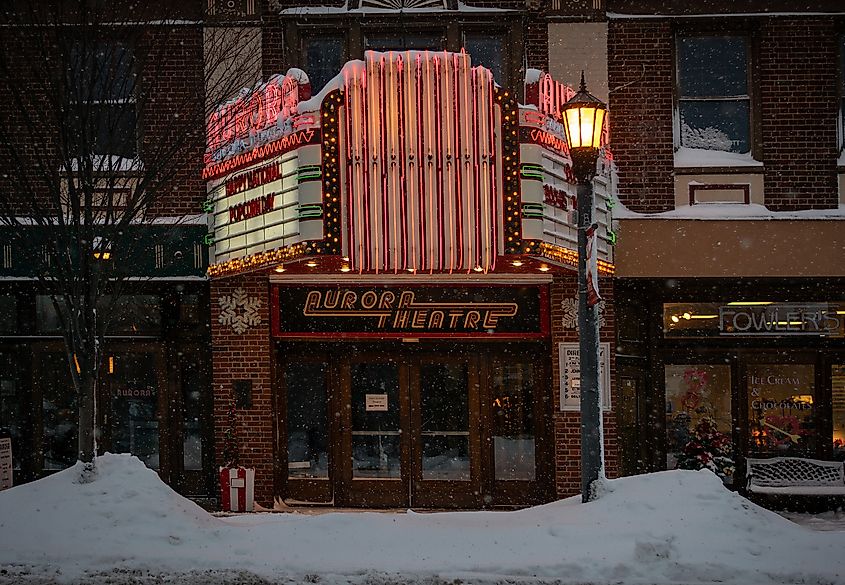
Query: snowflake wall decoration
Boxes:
[
  {"xmin": 218, "ymin": 288, "xmax": 262, "ymax": 334},
  {"xmin": 561, "ymin": 297, "xmax": 606, "ymax": 330}
]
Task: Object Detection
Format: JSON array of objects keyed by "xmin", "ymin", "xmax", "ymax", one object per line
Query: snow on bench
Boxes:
[{"xmin": 746, "ymin": 457, "xmax": 845, "ymax": 496}]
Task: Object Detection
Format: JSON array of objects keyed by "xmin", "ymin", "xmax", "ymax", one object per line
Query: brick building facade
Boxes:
[
  {"xmin": 205, "ymin": 0, "xmax": 618, "ymax": 508},
  {"xmin": 606, "ymin": 1, "xmax": 845, "ymax": 482},
  {"xmin": 0, "ymin": 3, "xmax": 216, "ymax": 499},
  {"xmin": 5, "ymin": 0, "xmax": 842, "ymax": 509}
]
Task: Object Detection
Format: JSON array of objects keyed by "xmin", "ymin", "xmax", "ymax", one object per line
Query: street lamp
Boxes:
[{"xmin": 561, "ymin": 72, "xmax": 607, "ymax": 503}]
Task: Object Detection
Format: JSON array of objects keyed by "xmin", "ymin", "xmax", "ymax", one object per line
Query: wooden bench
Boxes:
[{"xmin": 746, "ymin": 457, "xmax": 845, "ymax": 496}]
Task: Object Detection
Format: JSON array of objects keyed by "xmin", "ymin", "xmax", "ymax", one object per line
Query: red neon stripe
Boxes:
[
  {"xmin": 379, "ymin": 54, "xmax": 388, "ymax": 273},
  {"xmin": 434, "ymin": 55, "xmax": 444, "ymax": 272},
  {"xmin": 454, "ymin": 55, "xmax": 467, "ymax": 269},
  {"xmin": 490, "ymin": 78, "xmax": 494, "ymax": 270},
  {"xmin": 415, "ymin": 55, "xmax": 424, "ymax": 271},
  {"xmin": 469, "ymin": 68, "xmax": 478, "ymax": 273},
  {"xmin": 397, "ymin": 54, "xmax": 408, "ymax": 272},
  {"xmin": 352, "ymin": 75, "xmax": 363, "ymax": 272},
  {"xmin": 361, "ymin": 65, "xmax": 371, "ymax": 272},
  {"xmin": 343, "ymin": 71, "xmax": 354, "ymax": 269},
  {"xmin": 476, "ymin": 71, "xmax": 484, "ymax": 272}
]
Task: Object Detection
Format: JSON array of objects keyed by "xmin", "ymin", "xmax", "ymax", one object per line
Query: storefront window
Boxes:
[
  {"xmin": 492, "ymin": 362, "xmax": 535, "ymax": 481},
  {"xmin": 0, "ymin": 295, "xmax": 16, "ymax": 334},
  {"xmin": 181, "ymin": 358, "xmax": 205, "ymax": 471},
  {"xmin": 0, "ymin": 353, "xmax": 24, "ymax": 470},
  {"xmin": 665, "ymin": 365, "xmax": 733, "ymax": 483},
  {"xmin": 834, "ymin": 365, "xmax": 845, "ymax": 461},
  {"xmin": 103, "ymin": 296, "xmax": 162, "ymax": 334},
  {"xmin": 747, "ymin": 364, "xmax": 815, "ymax": 457},
  {"xmin": 36, "ymin": 295, "xmax": 162, "ymax": 335},
  {"xmin": 40, "ymin": 352, "xmax": 76, "ymax": 470},
  {"xmin": 109, "ymin": 353, "xmax": 159, "ymax": 468},
  {"xmin": 285, "ymin": 362, "xmax": 329, "ymax": 479}
]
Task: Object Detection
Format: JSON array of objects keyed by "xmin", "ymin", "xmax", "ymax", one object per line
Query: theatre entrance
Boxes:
[{"xmin": 279, "ymin": 343, "xmax": 551, "ymax": 508}]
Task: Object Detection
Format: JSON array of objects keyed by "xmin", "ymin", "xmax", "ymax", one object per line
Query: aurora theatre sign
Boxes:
[{"xmin": 273, "ymin": 286, "xmax": 547, "ymax": 338}]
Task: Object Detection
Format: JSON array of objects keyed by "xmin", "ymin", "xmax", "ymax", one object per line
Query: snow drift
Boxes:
[{"xmin": 0, "ymin": 453, "xmax": 843, "ymax": 584}]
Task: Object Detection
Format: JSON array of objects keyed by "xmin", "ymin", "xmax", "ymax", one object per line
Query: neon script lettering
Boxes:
[{"xmin": 207, "ymin": 72, "xmax": 309, "ymax": 160}]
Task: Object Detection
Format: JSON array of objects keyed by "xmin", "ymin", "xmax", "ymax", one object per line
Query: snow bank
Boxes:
[{"xmin": 0, "ymin": 454, "xmax": 843, "ymax": 584}]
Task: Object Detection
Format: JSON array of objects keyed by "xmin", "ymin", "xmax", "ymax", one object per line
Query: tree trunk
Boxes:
[{"xmin": 77, "ymin": 368, "xmax": 96, "ymax": 464}]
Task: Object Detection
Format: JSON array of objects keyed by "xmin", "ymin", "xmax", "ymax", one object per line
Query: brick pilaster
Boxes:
[
  {"xmin": 211, "ymin": 274, "xmax": 275, "ymax": 508},
  {"xmin": 549, "ymin": 272, "xmax": 618, "ymax": 499}
]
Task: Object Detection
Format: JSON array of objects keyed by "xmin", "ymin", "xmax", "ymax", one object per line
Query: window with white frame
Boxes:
[
  {"xmin": 67, "ymin": 40, "xmax": 137, "ymax": 158},
  {"xmin": 677, "ymin": 36, "xmax": 750, "ymax": 154}
]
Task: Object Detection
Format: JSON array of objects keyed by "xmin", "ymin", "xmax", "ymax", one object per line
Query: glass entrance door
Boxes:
[
  {"xmin": 410, "ymin": 356, "xmax": 481, "ymax": 507},
  {"xmin": 282, "ymin": 343, "xmax": 549, "ymax": 508},
  {"xmin": 340, "ymin": 358, "xmax": 410, "ymax": 507},
  {"xmin": 337, "ymin": 353, "xmax": 481, "ymax": 508}
]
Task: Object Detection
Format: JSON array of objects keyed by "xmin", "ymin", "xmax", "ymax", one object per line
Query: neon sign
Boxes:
[
  {"xmin": 206, "ymin": 70, "xmax": 311, "ymax": 164},
  {"xmin": 202, "ymin": 129, "xmax": 319, "ymax": 181},
  {"xmin": 524, "ymin": 71, "xmax": 575, "ymax": 121}
]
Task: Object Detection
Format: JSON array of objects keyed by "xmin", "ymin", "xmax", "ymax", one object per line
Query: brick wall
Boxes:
[
  {"xmin": 261, "ymin": 20, "xmax": 285, "ymax": 79},
  {"xmin": 211, "ymin": 274, "xmax": 276, "ymax": 508},
  {"xmin": 0, "ymin": 25, "xmax": 206, "ymax": 218},
  {"xmin": 549, "ymin": 271, "xmax": 618, "ymax": 498},
  {"xmin": 606, "ymin": 20, "xmax": 676, "ymax": 213},
  {"xmin": 760, "ymin": 18, "xmax": 840, "ymax": 211},
  {"xmin": 526, "ymin": 14, "xmax": 549, "ymax": 72},
  {"xmin": 141, "ymin": 26, "xmax": 207, "ymax": 217}
]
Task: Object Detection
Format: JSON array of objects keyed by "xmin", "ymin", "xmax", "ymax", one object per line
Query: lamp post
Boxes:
[{"xmin": 561, "ymin": 72, "xmax": 608, "ymax": 503}]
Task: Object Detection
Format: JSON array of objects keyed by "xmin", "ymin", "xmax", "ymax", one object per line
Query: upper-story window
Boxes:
[
  {"xmin": 67, "ymin": 40, "xmax": 137, "ymax": 159},
  {"xmin": 365, "ymin": 31, "xmax": 444, "ymax": 52},
  {"xmin": 463, "ymin": 33, "xmax": 506, "ymax": 86},
  {"xmin": 302, "ymin": 35, "xmax": 346, "ymax": 95},
  {"xmin": 677, "ymin": 36, "xmax": 750, "ymax": 154}
]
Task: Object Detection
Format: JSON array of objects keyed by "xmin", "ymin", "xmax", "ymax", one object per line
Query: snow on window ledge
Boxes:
[
  {"xmin": 674, "ymin": 147, "xmax": 762, "ymax": 169},
  {"xmin": 837, "ymin": 149, "xmax": 845, "ymax": 167},
  {"xmin": 612, "ymin": 200, "xmax": 845, "ymax": 221}
]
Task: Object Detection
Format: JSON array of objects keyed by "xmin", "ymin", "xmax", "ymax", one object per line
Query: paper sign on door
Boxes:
[{"xmin": 365, "ymin": 394, "xmax": 389, "ymax": 411}]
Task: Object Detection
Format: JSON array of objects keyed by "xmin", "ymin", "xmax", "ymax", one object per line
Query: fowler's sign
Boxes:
[
  {"xmin": 719, "ymin": 304, "xmax": 842, "ymax": 337},
  {"xmin": 274, "ymin": 286, "xmax": 546, "ymax": 338}
]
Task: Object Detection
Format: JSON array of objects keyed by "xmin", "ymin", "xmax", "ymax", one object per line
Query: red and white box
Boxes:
[{"xmin": 219, "ymin": 467, "xmax": 255, "ymax": 512}]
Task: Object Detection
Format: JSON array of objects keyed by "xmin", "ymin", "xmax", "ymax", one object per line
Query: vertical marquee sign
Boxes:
[
  {"xmin": 520, "ymin": 69, "xmax": 615, "ymax": 272},
  {"xmin": 204, "ymin": 70, "xmax": 323, "ymax": 271}
]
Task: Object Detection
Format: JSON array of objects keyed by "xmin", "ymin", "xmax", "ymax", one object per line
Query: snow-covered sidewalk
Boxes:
[{"xmin": 0, "ymin": 454, "xmax": 843, "ymax": 585}]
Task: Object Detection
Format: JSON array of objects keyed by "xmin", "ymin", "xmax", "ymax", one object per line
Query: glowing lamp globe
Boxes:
[{"xmin": 561, "ymin": 72, "xmax": 607, "ymax": 152}]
